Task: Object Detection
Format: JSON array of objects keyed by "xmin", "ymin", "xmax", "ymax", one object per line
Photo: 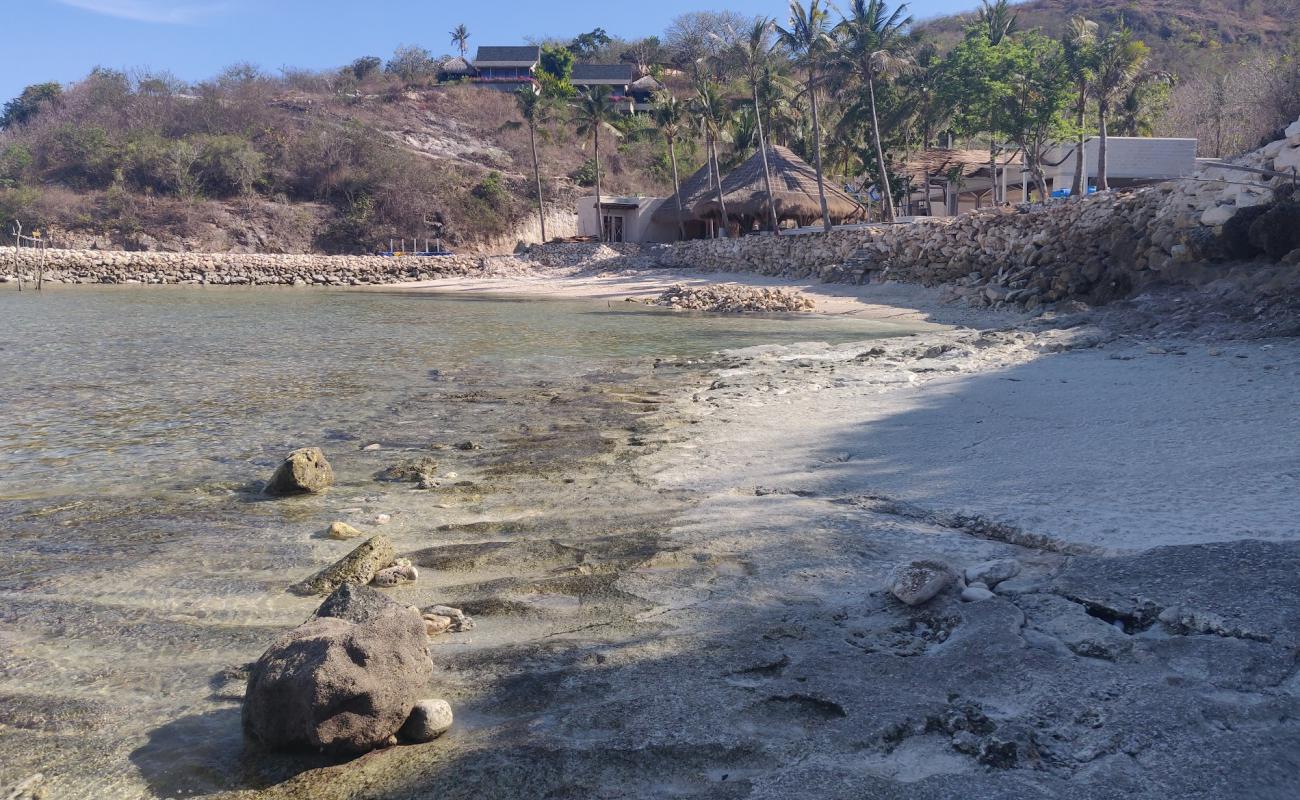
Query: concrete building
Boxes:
[
  {"xmin": 1041, "ymin": 136, "xmax": 1198, "ymax": 191},
  {"xmin": 576, "ymin": 196, "xmax": 680, "ymax": 243}
]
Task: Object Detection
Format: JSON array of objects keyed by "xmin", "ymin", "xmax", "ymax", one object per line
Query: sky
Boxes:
[{"xmin": 0, "ymin": 0, "xmax": 980, "ymax": 103}]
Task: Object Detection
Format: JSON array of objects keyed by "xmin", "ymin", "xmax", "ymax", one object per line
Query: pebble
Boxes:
[
  {"xmin": 363, "ymin": 443, "xmax": 382, "ymax": 451},
  {"xmin": 327, "ymin": 521, "xmax": 364, "ymax": 540},
  {"xmin": 372, "ymin": 563, "xmax": 418, "ymax": 587},
  {"xmin": 423, "ymin": 604, "xmax": 474, "ymax": 632},
  {"xmin": 374, "ymin": 513, "xmax": 392, "ymax": 525},
  {"xmin": 961, "ymin": 586, "xmax": 995, "ymax": 602},
  {"xmin": 399, "ymin": 698, "xmax": 454, "ymax": 743}
]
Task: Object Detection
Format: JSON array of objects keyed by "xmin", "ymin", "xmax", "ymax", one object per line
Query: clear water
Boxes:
[{"xmin": 0, "ymin": 286, "xmax": 920, "ymax": 798}]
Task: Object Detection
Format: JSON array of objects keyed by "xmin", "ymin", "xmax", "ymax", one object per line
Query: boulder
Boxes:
[
  {"xmin": 290, "ymin": 535, "xmax": 396, "ymax": 596},
  {"xmin": 399, "ymin": 698, "xmax": 454, "ymax": 743},
  {"xmin": 242, "ymin": 602, "xmax": 432, "ymax": 754},
  {"xmin": 264, "ymin": 447, "xmax": 335, "ymax": 496},
  {"xmin": 1247, "ymin": 202, "xmax": 1300, "ymax": 261},
  {"xmin": 887, "ymin": 560, "xmax": 955, "ymax": 606}
]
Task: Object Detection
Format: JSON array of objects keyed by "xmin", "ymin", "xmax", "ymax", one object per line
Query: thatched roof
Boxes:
[
  {"xmin": 649, "ymin": 162, "xmax": 719, "ymax": 225},
  {"xmin": 695, "ymin": 145, "xmax": 866, "ymax": 224},
  {"xmin": 904, "ymin": 148, "xmax": 1022, "ymax": 179}
]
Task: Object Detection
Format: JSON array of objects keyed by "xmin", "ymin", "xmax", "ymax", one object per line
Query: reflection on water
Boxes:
[{"xmin": 0, "ymin": 286, "xmax": 919, "ymax": 798}]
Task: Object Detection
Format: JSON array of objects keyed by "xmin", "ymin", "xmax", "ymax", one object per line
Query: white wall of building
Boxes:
[
  {"xmin": 576, "ymin": 196, "xmax": 680, "ymax": 243},
  {"xmin": 1044, "ymin": 137, "xmax": 1197, "ymax": 184}
]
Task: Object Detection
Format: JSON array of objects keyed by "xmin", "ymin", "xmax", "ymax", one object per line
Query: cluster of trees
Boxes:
[{"xmin": 507, "ymin": 0, "xmax": 1172, "ymax": 241}]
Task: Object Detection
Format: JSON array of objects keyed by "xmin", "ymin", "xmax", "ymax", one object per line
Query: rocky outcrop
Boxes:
[
  {"xmin": 264, "ymin": 447, "xmax": 335, "ymax": 496},
  {"xmin": 242, "ymin": 595, "xmax": 432, "ymax": 754}
]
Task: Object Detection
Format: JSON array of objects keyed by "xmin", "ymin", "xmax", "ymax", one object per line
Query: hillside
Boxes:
[
  {"xmin": 0, "ymin": 69, "xmax": 676, "ymax": 255},
  {"xmin": 921, "ymin": 0, "xmax": 1300, "ymax": 73}
]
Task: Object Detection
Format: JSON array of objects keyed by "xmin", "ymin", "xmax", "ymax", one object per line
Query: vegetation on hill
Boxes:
[{"xmin": 2, "ymin": 0, "xmax": 1298, "ymax": 251}]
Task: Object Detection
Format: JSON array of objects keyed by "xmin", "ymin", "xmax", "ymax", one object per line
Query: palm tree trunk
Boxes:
[
  {"xmin": 1097, "ymin": 100, "xmax": 1110, "ymax": 191},
  {"xmin": 808, "ymin": 78, "xmax": 832, "ymax": 233},
  {"xmin": 753, "ymin": 83, "xmax": 780, "ymax": 234},
  {"xmin": 1071, "ymin": 79, "xmax": 1087, "ymax": 196},
  {"xmin": 529, "ymin": 122, "xmax": 547, "ymax": 243},
  {"xmin": 866, "ymin": 73, "xmax": 895, "ymax": 222},
  {"xmin": 710, "ymin": 133, "xmax": 730, "ymax": 238},
  {"xmin": 668, "ymin": 136, "xmax": 686, "ymax": 241},
  {"xmin": 594, "ymin": 126, "xmax": 604, "ymax": 242}
]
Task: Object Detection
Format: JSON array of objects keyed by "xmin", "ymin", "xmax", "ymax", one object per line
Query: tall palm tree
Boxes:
[
  {"xmin": 514, "ymin": 87, "xmax": 551, "ymax": 243},
  {"xmin": 693, "ymin": 81, "xmax": 734, "ymax": 237},
  {"xmin": 734, "ymin": 18, "xmax": 782, "ymax": 233},
  {"xmin": 1063, "ymin": 16, "xmax": 1099, "ymax": 196},
  {"xmin": 836, "ymin": 0, "xmax": 913, "ymax": 222},
  {"xmin": 450, "ymin": 25, "xmax": 470, "ymax": 59},
  {"xmin": 572, "ymin": 86, "xmax": 618, "ymax": 242},
  {"xmin": 978, "ymin": 0, "xmax": 1018, "ymax": 45},
  {"xmin": 777, "ymin": 0, "xmax": 835, "ymax": 232},
  {"xmin": 652, "ymin": 91, "xmax": 689, "ymax": 241},
  {"xmin": 1091, "ymin": 24, "xmax": 1149, "ymax": 190}
]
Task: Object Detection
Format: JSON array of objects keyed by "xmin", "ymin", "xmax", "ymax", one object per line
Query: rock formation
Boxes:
[{"xmin": 264, "ymin": 448, "xmax": 335, "ymax": 496}]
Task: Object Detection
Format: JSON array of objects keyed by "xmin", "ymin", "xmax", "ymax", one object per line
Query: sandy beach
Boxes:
[{"xmin": 191, "ymin": 267, "xmax": 1300, "ymax": 799}]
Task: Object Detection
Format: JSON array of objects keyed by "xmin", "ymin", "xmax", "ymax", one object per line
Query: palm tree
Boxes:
[
  {"xmin": 978, "ymin": 0, "xmax": 1018, "ymax": 45},
  {"xmin": 572, "ymin": 86, "xmax": 618, "ymax": 242},
  {"xmin": 514, "ymin": 87, "xmax": 551, "ymax": 243},
  {"xmin": 1091, "ymin": 24, "xmax": 1149, "ymax": 190},
  {"xmin": 693, "ymin": 81, "xmax": 734, "ymax": 237},
  {"xmin": 777, "ymin": 0, "xmax": 835, "ymax": 232},
  {"xmin": 652, "ymin": 91, "xmax": 689, "ymax": 241},
  {"xmin": 836, "ymin": 0, "xmax": 913, "ymax": 222},
  {"xmin": 733, "ymin": 18, "xmax": 782, "ymax": 233},
  {"xmin": 1063, "ymin": 16, "xmax": 1099, "ymax": 196},
  {"xmin": 450, "ymin": 24, "xmax": 470, "ymax": 59}
]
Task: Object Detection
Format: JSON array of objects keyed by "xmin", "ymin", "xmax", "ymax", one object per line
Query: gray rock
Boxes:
[
  {"xmin": 964, "ymin": 559, "xmax": 1021, "ymax": 587},
  {"xmin": 289, "ymin": 535, "xmax": 396, "ymax": 596},
  {"xmin": 961, "ymin": 586, "xmax": 995, "ymax": 602},
  {"xmin": 264, "ymin": 447, "xmax": 335, "ymax": 496},
  {"xmin": 887, "ymin": 560, "xmax": 954, "ymax": 606},
  {"xmin": 399, "ymin": 698, "xmax": 454, "ymax": 743},
  {"xmin": 374, "ymin": 457, "xmax": 438, "ymax": 484},
  {"xmin": 373, "ymin": 563, "xmax": 418, "ymax": 588},
  {"xmin": 242, "ymin": 603, "xmax": 432, "ymax": 754},
  {"xmin": 312, "ymin": 582, "xmax": 405, "ymax": 625}
]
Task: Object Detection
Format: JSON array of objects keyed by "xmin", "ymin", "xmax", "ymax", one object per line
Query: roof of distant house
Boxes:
[
  {"xmin": 473, "ymin": 46, "xmax": 541, "ymax": 67},
  {"xmin": 630, "ymin": 75, "xmax": 664, "ymax": 92},
  {"xmin": 571, "ymin": 63, "xmax": 634, "ymax": 84},
  {"xmin": 440, "ymin": 56, "xmax": 474, "ymax": 75}
]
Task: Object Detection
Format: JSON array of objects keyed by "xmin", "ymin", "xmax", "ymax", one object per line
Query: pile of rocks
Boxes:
[
  {"xmin": 646, "ymin": 283, "xmax": 816, "ymax": 313},
  {"xmin": 0, "ymin": 248, "xmax": 492, "ymax": 286},
  {"xmin": 887, "ymin": 558, "xmax": 1022, "ymax": 606}
]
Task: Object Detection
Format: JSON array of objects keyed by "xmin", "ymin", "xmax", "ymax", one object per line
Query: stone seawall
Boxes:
[{"xmin": 0, "ymin": 247, "xmax": 496, "ymax": 286}]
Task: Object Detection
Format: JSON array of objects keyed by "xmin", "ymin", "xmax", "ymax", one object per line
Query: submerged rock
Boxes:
[
  {"xmin": 289, "ymin": 535, "xmax": 396, "ymax": 596},
  {"xmin": 888, "ymin": 560, "xmax": 955, "ymax": 606},
  {"xmin": 399, "ymin": 698, "xmax": 453, "ymax": 743},
  {"xmin": 422, "ymin": 604, "xmax": 475, "ymax": 633},
  {"xmin": 264, "ymin": 447, "xmax": 335, "ymax": 496},
  {"xmin": 373, "ymin": 563, "xmax": 418, "ymax": 588},
  {"xmin": 374, "ymin": 457, "xmax": 438, "ymax": 484},
  {"xmin": 242, "ymin": 601, "xmax": 432, "ymax": 754}
]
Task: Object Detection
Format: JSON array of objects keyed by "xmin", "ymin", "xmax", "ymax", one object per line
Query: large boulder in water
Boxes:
[
  {"xmin": 289, "ymin": 535, "xmax": 395, "ymax": 596},
  {"xmin": 242, "ymin": 595, "xmax": 431, "ymax": 754},
  {"xmin": 264, "ymin": 447, "xmax": 335, "ymax": 496}
]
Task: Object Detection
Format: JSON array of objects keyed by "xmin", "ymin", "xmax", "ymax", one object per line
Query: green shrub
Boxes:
[
  {"xmin": 0, "ymin": 144, "xmax": 33, "ymax": 188},
  {"xmin": 571, "ymin": 158, "xmax": 598, "ymax": 187},
  {"xmin": 472, "ymin": 170, "xmax": 507, "ymax": 205},
  {"xmin": 1, "ymin": 82, "xmax": 62, "ymax": 129},
  {"xmin": 48, "ymin": 125, "xmax": 120, "ymax": 188},
  {"xmin": 194, "ymin": 134, "xmax": 265, "ymax": 196}
]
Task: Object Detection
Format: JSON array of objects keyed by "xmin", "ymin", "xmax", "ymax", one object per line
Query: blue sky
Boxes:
[{"xmin": 1, "ymin": 0, "xmax": 978, "ymax": 102}]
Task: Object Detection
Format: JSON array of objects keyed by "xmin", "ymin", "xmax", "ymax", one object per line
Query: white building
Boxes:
[
  {"xmin": 1041, "ymin": 136, "xmax": 1198, "ymax": 191},
  {"xmin": 576, "ymin": 196, "xmax": 680, "ymax": 243}
]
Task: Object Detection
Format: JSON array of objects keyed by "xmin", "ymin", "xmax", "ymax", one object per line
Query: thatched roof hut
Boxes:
[
  {"xmin": 650, "ymin": 162, "xmax": 719, "ymax": 226},
  {"xmin": 694, "ymin": 145, "xmax": 866, "ymax": 227}
]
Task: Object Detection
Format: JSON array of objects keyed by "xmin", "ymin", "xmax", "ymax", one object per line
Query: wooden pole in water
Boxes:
[
  {"xmin": 37, "ymin": 238, "xmax": 45, "ymax": 291},
  {"xmin": 13, "ymin": 222, "xmax": 22, "ymax": 292}
]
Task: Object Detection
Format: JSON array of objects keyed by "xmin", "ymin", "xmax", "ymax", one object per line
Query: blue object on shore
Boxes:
[{"xmin": 1050, "ymin": 186, "xmax": 1098, "ymax": 198}]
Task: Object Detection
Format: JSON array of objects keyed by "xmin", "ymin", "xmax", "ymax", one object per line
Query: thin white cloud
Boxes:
[{"xmin": 54, "ymin": 0, "xmax": 225, "ymax": 24}]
